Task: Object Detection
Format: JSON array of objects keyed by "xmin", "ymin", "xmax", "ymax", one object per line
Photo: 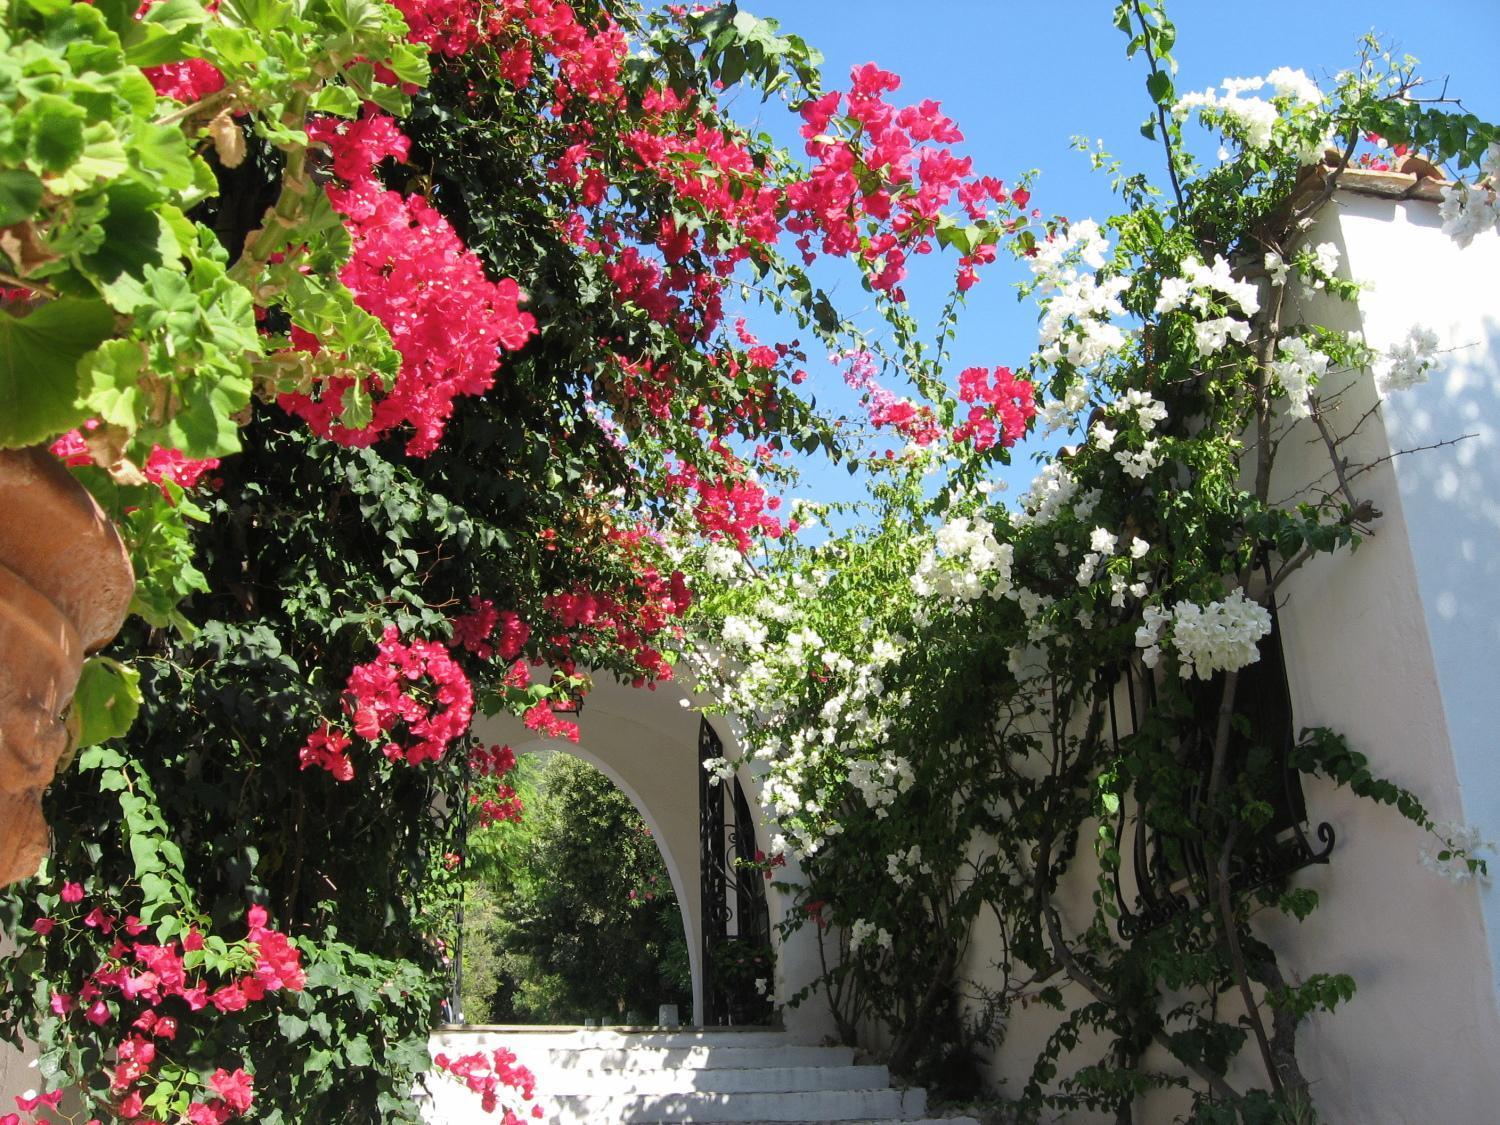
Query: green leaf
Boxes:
[
  {"xmin": 1146, "ymin": 71, "xmax": 1174, "ymax": 106},
  {"xmin": 48, "ymin": 122, "xmax": 131, "ymax": 196},
  {"xmin": 160, "ymin": 373, "xmax": 250, "ymax": 458},
  {"xmin": 130, "ymin": 121, "xmax": 197, "ymax": 191},
  {"xmin": 344, "ymin": 1036, "xmax": 373, "ymax": 1066},
  {"xmin": 310, "ymin": 84, "xmax": 362, "ymax": 118},
  {"xmin": 0, "ymin": 169, "xmax": 44, "ymax": 227},
  {"xmin": 77, "ymin": 180, "xmax": 181, "ymax": 313},
  {"xmin": 130, "ymin": 835, "xmax": 165, "ymax": 876},
  {"xmin": 72, "ymin": 656, "xmax": 142, "ymax": 747},
  {"xmin": 0, "ymin": 298, "xmax": 115, "ymax": 447},
  {"xmin": 140, "ymin": 0, "xmax": 208, "ymax": 34},
  {"xmin": 80, "ymin": 339, "xmax": 147, "ymax": 427},
  {"xmin": 16, "ymin": 94, "xmax": 87, "ymax": 173}
]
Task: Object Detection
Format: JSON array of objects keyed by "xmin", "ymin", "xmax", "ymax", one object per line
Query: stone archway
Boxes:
[
  {"xmin": 472, "ymin": 676, "xmax": 706, "ymax": 1024},
  {"xmin": 469, "ymin": 675, "xmax": 834, "ymax": 1041}
]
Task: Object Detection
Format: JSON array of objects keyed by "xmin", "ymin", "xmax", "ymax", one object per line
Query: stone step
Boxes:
[
  {"xmin": 440, "ymin": 1042, "xmax": 859, "ymax": 1072},
  {"xmin": 435, "ymin": 1027, "xmax": 798, "ymax": 1051},
  {"xmin": 421, "ymin": 1029, "xmax": 966, "ymax": 1125},
  {"xmin": 536, "ymin": 1086, "xmax": 928, "ymax": 1123},
  {"xmin": 514, "ymin": 1063, "xmax": 892, "ymax": 1096}
]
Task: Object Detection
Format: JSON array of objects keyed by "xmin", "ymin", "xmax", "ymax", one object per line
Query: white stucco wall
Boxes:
[
  {"xmin": 1270, "ymin": 183, "xmax": 1500, "ymax": 1123},
  {"xmin": 962, "ymin": 180, "xmax": 1500, "ymax": 1123}
]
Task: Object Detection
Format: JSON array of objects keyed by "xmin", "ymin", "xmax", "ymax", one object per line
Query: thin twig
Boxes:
[
  {"xmin": 1345, "ymin": 433, "xmax": 1479, "ymax": 486},
  {"xmin": 1307, "ymin": 399, "xmax": 1360, "ymax": 510}
]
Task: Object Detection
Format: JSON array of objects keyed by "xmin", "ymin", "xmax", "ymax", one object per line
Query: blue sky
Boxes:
[{"xmin": 715, "ymin": 1, "xmax": 1500, "ymax": 510}]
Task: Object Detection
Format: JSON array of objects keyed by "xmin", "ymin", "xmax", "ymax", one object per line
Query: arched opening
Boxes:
[
  {"xmin": 454, "ymin": 675, "xmax": 836, "ymax": 1039},
  {"xmin": 457, "ymin": 750, "xmax": 693, "ymax": 1026}
]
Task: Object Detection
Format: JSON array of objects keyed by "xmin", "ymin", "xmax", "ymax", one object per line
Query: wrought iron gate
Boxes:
[{"xmin": 698, "ymin": 717, "xmax": 774, "ymax": 1025}]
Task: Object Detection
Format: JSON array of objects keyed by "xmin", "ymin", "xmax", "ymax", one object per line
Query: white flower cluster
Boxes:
[
  {"xmin": 1193, "ymin": 316, "xmax": 1251, "ymax": 356},
  {"xmin": 1265, "ymin": 66, "xmax": 1324, "ymax": 106},
  {"xmin": 1117, "ymin": 389, "xmax": 1169, "ymax": 431},
  {"xmin": 1030, "ymin": 217, "xmax": 1109, "ymax": 288},
  {"xmin": 1013, "ymin": 461, "xmax": 1079, "ymax": 528},
  {"xmin": 886, "ymin": 844, "xmax": 932, "ymax": 888},
  {"xmin": 1419, "ymin": 820, "xmax": 1496, "ymax": 885},
  {"xmin": 1172, "ymin": 69, "xmax": 1322, "ymax": 155},
  {"xmin": 1374, "ymin": 325, "xmax": 1441, "ymax": 395},
  {"xmin": 1099, "ymin": 389, "xmax": 1168, "ymax": 479},
  {"xmin": 1269, "ymin": 336, "xmax": 1331, "ymax": 418},
  {"xmin": 1156, "ymin": 256, "xmax": 1261, "ymax": 318},
  {"xmin": 1038, "ymin": 379, "xmax": 1090, "ymax": 435},
  {"xmin": 1439, "ymin": 175, "xmax": 1500, "ymax": 250},
  {"xmin": 702, "ymin": 755, "xmax": 738, "ymax": 787},
  {"xmin": 1264, "ymin": 250, "xmax": 1289, "ymax": 286},
  {"xmin": 847, "ymin": 753, "xmax": 916, "ymax": 816},
  {"xmin": 703, "ymin": 541, "xmax": 749, "ymax": 580},
  {"xmin": 1301, "ymin": 241, "xmax": 1341, "ymax": 289},
  {"xmin": 1136, "ymin": 590, "xmax": 1272, "ymax": 679},
  {"xmin": 1075, "ymin": 526, "xmax": 1117, "ymax": 587},
  {"xmin": 721, "ymin": 613, "xmax": 768, "ymax": 651},
  {"xmin": 912, "ymin": 516, "xmax": 1014, "ymax": 601},
  {"xmin": 1116, "ymin": 440, "xmax": 1161, "ymax": 479},
  {"xmin": 1077, "ymin": 526, "xmax": 1152, "ymax": 606},
  {"xmin": 849, "ymin": 918, "xmax": 893, "ymax": 953},
  {"xmin": 1174, "ymin": 76, "xmax": 1280, "ymax": 148},
  {"xmin": 1028, "ymin": 220, "xmax": 1129, "ymax": 371}
]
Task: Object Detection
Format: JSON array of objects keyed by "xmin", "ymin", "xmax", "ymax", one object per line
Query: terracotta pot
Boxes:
[{"xmin": 0, "ymin": 447, "xmax": 134, "ymax": 886}]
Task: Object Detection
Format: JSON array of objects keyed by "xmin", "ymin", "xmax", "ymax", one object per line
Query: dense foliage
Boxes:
[
  {"xmin": 0, "ymin": 0, "xmax": 1029, "ymax": 1118},
  {"xmin": 460, "ymin": 753, "xmax": 691, "ymax": 1026},
  {"xmin": 686, "ymin": 7, "xmax": 1500, "ymax": 1123}
]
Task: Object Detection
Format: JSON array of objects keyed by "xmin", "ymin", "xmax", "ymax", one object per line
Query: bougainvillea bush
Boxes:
[
  {"xmin": 685, "ymin": 6, "xmax": 1500, "ymax": 1123},
  {"xmin": 0, "ymin": 0, "xmax": 1038, "ymax": 1118}
]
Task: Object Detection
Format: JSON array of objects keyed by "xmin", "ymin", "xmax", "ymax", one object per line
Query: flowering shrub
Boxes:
[
  {"xmin": 299, "ymin": 626, "xmax": 475, "ymax": 780},
  {"xmin": 686, "ymin": 6, "xmax": 1499, "ymax": 1118},
  {"xmin": 0, "ymin": 750, "xmax": 307, "ymax": 1121},
  {"xmin": 0, "ymin": 0, "xmax": 1027, "ymax": 1116},
  {"xmin": 432, "ymin": 1048, "xmax": 540, "ymax": 1121}
]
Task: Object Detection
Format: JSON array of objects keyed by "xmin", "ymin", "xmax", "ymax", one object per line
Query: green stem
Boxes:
[{"xmin": 229, "ymin": 91, "xmax": 315, "ymax": 290}]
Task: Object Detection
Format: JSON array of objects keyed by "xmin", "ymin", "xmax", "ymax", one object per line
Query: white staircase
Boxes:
[{"xmin": 422, "ymin": 1027, "xmax": 981, "ymax": 1124}]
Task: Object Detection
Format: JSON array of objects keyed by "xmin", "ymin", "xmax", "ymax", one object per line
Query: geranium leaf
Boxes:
[
  {"xmin": 0, "ymin": 169, "xmax": 44, "ymax": 226},
  {"xmin": 0, "ymin": 298, "xmax": 115, "ymax": 447}
]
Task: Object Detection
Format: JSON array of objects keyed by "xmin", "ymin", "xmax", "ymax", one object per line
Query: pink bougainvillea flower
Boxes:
[{"xmin": 209, "ymin": 1067, "xmax": 255, "ymax": 1113}]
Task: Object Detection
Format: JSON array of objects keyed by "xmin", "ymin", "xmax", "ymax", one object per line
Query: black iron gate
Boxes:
[
  {"xmin": 1104, "ymin": 605, "xmax": 1334, "ymax": 941},
  {"xmin": 698, "ymin": 717, "xmax": 774, "ymax": 1025}
]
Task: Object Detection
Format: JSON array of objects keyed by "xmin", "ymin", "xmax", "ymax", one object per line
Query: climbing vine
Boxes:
[
  {"xmin": 0, "ymin": 0, "xmax": 1031, "ymax": 1119},
  {"xmin": 687, "ymin": 8, "xmax": 1500, "ymax": 1121}
]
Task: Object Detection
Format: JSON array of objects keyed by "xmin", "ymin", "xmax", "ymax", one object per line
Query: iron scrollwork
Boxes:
[{"xmin": 1107, "ymin": 605, "xmax": 1334, "ymax": 942}]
